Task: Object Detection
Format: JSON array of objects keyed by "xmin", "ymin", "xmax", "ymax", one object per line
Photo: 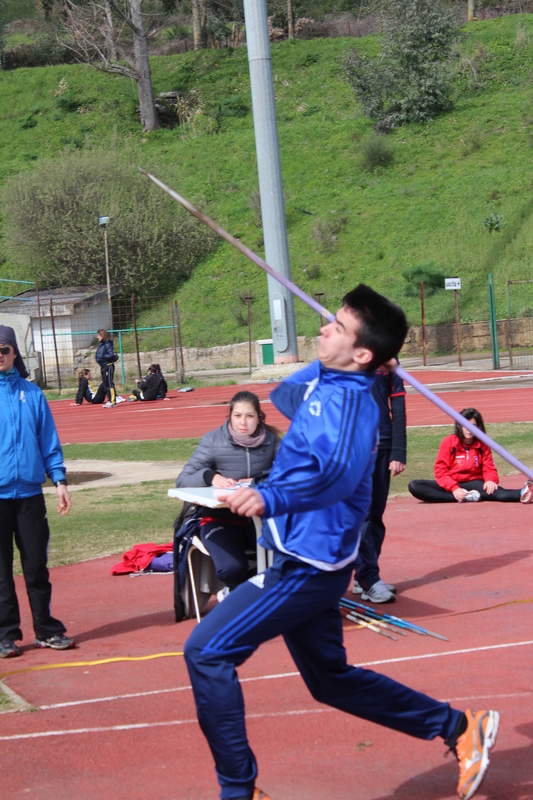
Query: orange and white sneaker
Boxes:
[{"xmin": 448, "ymin": 709, "xmax": 500, "ymax": 799}]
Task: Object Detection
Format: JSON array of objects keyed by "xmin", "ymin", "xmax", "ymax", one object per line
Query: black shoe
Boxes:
[
  {"xmin": 34, "ymin": 634, "xmax": 75, "ymax": 650},
  {"xmin": 0, "ymin": 639, "xmax": 20, "ymax": 658}
]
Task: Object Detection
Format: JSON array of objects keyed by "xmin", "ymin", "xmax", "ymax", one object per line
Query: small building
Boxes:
[{"xmin": 0, "ymin": 285, "xmax": 120, "ymax": 383}]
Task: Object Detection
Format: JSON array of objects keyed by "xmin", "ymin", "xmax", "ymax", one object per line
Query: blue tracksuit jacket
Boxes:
[
  {"xmin": 258, "ymin": 361, "xmax": 379, "ymax": 571},
  {"xmin": 0, "ymin": 367, "xmax": 66, "ymax": 499}
]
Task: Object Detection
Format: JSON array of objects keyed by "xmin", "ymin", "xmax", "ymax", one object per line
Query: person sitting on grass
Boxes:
[
  {"xmin": 409, "ymin": 407, "xmax": 533, "ymax": 504},
  {"xmin": 129, "ymin": 364, "xmax": 166, "ymax": 402},
  {"xmin": 71, "ymin": 369, "xmax": 106, "ymax": 406}
]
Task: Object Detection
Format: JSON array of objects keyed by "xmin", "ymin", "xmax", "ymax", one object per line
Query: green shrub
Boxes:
[
  {"xmin": 2, "ymin": 35, "xmax": 76, "ymax": 70},
  {"xmin": 359, "ymin": 135, "xmax": 394, "ymax": 171},
  {"xmin": 1, "ymin": 146, "xmax": 217, "ymax": 294},
  {"xmin": 483, "ymin": 212, "xmax": 506, "ymax": 233},
  {"xmin": 401, "ymin": 262, "xmax": 446, "ymax": 296},
  {"xmin": 343, "ymin": 0, "xmax": 460, "ymax": 131},
  {"xmin": 219, "ymin": 95, "xmax": 248, "ymax": 118}
]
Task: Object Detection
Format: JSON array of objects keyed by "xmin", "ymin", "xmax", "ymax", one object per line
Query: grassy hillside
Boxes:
[{"xmin": 2, "ymin": 15, "xmax": 533, "ymax": 348}]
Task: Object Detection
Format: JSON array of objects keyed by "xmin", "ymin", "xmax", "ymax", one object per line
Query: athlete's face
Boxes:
[
  {"xmin": 0, "ymin": 343, "xmax": 16, "ymax": 373},
  {"xmin": 230, "ymin": 401, "xmax": 260, "ymax": 435},
  {"xmin": 317, "ymin": 306, "xmax": 373, "ymax": 372},
  {"xmin": 462, "ymin": 418, "xmax": 477, "ymax": 442}
]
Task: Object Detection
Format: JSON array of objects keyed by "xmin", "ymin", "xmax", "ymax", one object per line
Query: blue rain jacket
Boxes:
[
  {"xmin": 0, "ymin": 367, "xmax": 66, "ymax": 499},
  {"xmin": 258, "ymin": 361, "xmax": 379, "ymax": 571}
]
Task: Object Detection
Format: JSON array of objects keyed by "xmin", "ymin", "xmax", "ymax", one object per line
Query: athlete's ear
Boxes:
[{"xmin": 352, "ymin": 346, "xmax": 373, "ymax": 368}]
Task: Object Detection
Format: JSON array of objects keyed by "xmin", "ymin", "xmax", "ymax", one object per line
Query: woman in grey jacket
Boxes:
[{"xmin": 176, "ymin": 391, "xmax": 281, "ymax": 592}]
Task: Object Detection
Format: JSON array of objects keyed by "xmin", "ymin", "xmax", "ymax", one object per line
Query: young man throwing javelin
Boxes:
[{"xmin": 184, "ymin": 285, "xmax": 499, "ymax": 800}]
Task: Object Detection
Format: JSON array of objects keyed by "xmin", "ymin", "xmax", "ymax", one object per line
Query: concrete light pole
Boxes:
[
  {"xmin": 243, "ymin": 0, "xmax": 299, "ymax": 363},
  {"xmin": 98, "ymin": 215, "xmax": 112, "ymax": 317}
]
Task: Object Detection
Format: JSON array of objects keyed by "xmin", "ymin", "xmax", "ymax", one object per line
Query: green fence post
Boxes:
[
  {"xmin": 488, "ymin": 273, "xmax": 500, "ymax": 370},
  {"xmin": 119, "ymin": 330, "xmax": 125, "ymax": 386}
]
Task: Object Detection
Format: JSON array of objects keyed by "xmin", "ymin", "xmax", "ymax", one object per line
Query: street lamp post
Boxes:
[{"xmin": 98, "ymin": 216, "xmax": 112, "ymax": 316}]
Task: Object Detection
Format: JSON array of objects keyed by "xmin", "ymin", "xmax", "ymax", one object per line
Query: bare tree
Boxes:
[
  {"xmin": 191, "ymin": 0, "xmax": 208, "ymax": 50},
  {"xmin": 64, "ymin": 0, "xmax": 160, "ymax": 130},
  {"xmin": 287, "ymin": 0, "xmax": 295, "ymax": 39}
]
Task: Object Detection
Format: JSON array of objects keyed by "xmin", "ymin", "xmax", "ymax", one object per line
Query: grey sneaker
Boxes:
[
  {"xmin": 102, "ymin": 401, "xmax": 115, "ymax": 408},
  {"xmin": 361, "ymin": 579, "xmax": 396, "ymax": 604},
  {"xmin": 0, "ymin": 639, "xmax": 20, "ymax": 658},
  {"xmin": 355, "ymin": 579, "xmax": 396, "ymax": 595},
  {"xmin": 34, "ymin": 634, "xmax": 75, "ymax": 650}
]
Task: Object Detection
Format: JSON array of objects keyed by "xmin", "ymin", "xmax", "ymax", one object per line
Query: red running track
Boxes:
[{"xmin": 50, "ymin": 378, "xmax": 533, "ymax": 444}]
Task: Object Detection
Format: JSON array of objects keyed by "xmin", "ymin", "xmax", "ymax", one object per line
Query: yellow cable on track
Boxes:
[{"xmin": 0, "ymin": 651, "xmax": 184, "ymax": 678}]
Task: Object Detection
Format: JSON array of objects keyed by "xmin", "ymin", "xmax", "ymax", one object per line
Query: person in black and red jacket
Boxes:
[
  {"xmin": 353, "ymin": 364, "xmax": 406, "ymax": 604},
  {"xmin": 409, "ymin": 407, "xmax": 533, "ymax": 504}
]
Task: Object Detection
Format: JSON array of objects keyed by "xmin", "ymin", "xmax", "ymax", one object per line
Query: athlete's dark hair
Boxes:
[
  {"xmin": 228, "ymin": 390, "xmax": 281, "ymax": 436},
  {"xmin": 454, "ymin": 408, "xmax": 486, "ymax": 442},
  {"xmin": 342, "ymin": 284, "xmax": 408, "ymax": 371},
  {"xmin": 77, "ymin": 368, "xmax": 91, "ymax": 383}
]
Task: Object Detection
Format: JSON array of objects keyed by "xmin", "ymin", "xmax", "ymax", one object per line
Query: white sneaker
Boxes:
[
  {"xmin": 103, "ymin": 401, "xmax": 115, "ymax": 408},
  {"xmin": 464, "ymin": 490, "xmax": 481, "ymax": 502},
  {"xmin": 217, "ymin": 587, "xmax": 230, "ymax": 603},
  {"xmin": 115, "ymin": 396, "xmax": 126, "ymax": 404},
  {"xmin": 361, "ymin": 579, "xmax": 396, "ymax": 604},
  {"xmin": 520, "ymin": 481, "xmax": 533, "ymax": 504}
]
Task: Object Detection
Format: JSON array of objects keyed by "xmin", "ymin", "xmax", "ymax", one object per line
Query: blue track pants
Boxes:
[{"xmin": 184, "ymin": 554, "xmax": 460, "ymax": 800}]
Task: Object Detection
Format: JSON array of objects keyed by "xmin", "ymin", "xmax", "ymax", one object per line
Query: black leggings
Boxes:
[
  {"xmin": 101, "ymin": 364, "xmax": 116, "ymax": 404},
  {"xmin": 409, "ymin": 479, "xmax": 521, "ymax": 503},
  {"xmin": 200, "ymin": 518, "xmax": 257, "ymax": 590},
  {"xmin": 77, "ymin": 378, "xmax": 106, "ymax": 405}
]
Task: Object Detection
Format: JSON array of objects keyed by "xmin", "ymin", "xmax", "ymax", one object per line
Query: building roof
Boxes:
[{"xmin": 0, "ymin": 285, "xmax": 121, "ymax": 316}]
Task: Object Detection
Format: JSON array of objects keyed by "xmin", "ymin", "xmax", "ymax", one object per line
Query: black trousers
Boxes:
[
  {"xmin": 0, "ymin": 494, "xmax": 66, "ymax": 641},
  {"xmin": 409, "ymin": 479, "xmax": 521, "ymax": 503},
  {"xmin": 355, "ymin": 447, "xmax": 391, "ymax": 590},
  {"xmin": 200, "ymin": 519, "xmax": 257, "ymax": 590},
  {"xmin": 100, "ymin": 364, "xmax": 116, "ymax": 403}
]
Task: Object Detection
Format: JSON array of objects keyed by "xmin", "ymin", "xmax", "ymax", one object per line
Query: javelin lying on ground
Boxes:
[{"xmin": 139, "ymin": 168, "xmax": 533, "ymax": 483}]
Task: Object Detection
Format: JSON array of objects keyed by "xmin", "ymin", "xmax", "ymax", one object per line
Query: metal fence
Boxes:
[
  {"xmin": 0, "ymin": 287, "xmax": 187, "ymax": 391},
  {"xmin": 506, "ymin": 280, "xmax": 533, "ymax": 369}
]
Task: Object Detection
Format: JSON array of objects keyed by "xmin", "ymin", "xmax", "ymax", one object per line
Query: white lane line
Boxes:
[
  {"xmin": 3, "ymin": 691, "xmax": 531, "ymax": 742},
  {"xmin": 36, "ymin": 639, "xmax": 533, "ymax": 712},
  {"xmin": 0, "ymin": 708, "xmax": 334, "ymax": 741}
]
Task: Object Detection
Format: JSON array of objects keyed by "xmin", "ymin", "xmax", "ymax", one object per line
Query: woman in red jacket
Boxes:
[{"xmin": 409, "ymin": 407, "xmax": 533, "ymax": 503}]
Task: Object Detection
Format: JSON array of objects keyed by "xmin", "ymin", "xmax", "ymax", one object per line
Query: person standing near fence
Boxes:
[
  {"xmin": 0, "ymin": 325, "xmax": 75, "ymax": 658},
  {"xmin": 95, "ymin": 329, "xmax": 123, "ymax": 408}
]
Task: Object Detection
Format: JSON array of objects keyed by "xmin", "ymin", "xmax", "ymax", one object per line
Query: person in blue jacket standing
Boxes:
[
  {"xmin": 182, "ymin": 286, "xmax": 498, "ymax": 800},
  {"xmin": 0, "ymin": 326, "xmax": 75, "ymax": 658},
  {"xmin": 95, "ymin": 328, "xmax": 118, "ymax": 407}
]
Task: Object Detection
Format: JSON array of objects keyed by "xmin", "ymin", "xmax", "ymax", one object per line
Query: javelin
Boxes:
[{"xmin": 139, "ymin": 169, "xmax": 533, "ymax": 483}]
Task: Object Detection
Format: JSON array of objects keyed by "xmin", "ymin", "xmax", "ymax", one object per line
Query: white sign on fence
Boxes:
[{"xmin": 445, "ymin": 277, "xmax": 461, "ymax": 291}]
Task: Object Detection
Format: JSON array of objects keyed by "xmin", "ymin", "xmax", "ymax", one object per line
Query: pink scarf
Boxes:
[{"xmin": 228, "ymin": 422, "xmax": 267, "ymax": 448}]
